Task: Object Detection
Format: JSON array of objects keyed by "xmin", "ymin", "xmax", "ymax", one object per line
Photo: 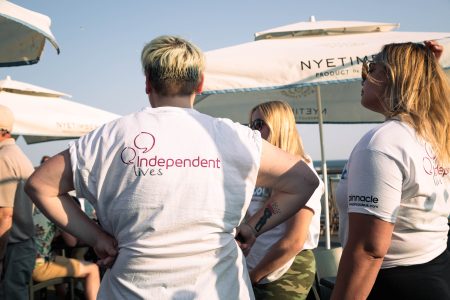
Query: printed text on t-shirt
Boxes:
[
  {"xmin": 348, "ymin": 194, "xmax": 379, "ymax": 208},
  {"xmin": 423, "ymin": 143, "xmax": 449, "ymax": 186},
  {"xmin": 120, "ymin": 132, "xmax": 222, "ymax": 176}
]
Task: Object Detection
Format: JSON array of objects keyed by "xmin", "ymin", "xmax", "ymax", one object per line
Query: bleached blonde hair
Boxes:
[
  {"xmin": 250, "ymin": 101, "xmax": 310, "ymax": 162},
  {"xmin": 141, "ymin": 35, "xmax": 205, "ymax": 96},
  {"xmin": 374, "ymin": 42, "xmax": 450, "ymax": 165}
]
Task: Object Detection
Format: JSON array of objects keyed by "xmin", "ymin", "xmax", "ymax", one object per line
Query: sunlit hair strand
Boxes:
[
  {"xmin": 141, "ymin": 35, "xmax": 205, "ymax": 96},
  {"xmin": 374, "ymin": 42, "xmax": 450, "ymax": 165},
  {"xmin": 249, "ymin": 101, "xmax": 310, "ymax": 162}
]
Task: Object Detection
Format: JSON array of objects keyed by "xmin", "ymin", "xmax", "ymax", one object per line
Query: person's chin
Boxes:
[{"xmin": 361, "ymin": 99, "xmax": 376, "ymax": 112}]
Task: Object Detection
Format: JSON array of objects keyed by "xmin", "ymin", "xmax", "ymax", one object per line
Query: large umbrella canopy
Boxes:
[
  {"xmin": 0, "ymin": 0, "xmax": 59, "ymax": 67},
  {"xmin": 195, "ymin": 20, "xmax": 450, "ymax": 124},
  {"xmin": 194, "ymin": 20, "xmax": 450, "ymax": 249},
  {"xmin": 0, "ymin": 76, "xmax": 119, "ymax": 143}
]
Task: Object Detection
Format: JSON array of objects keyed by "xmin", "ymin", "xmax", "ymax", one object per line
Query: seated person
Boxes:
[{"xmin": 32, "ymin": 196, "xmax": 100, "ymax": 300}]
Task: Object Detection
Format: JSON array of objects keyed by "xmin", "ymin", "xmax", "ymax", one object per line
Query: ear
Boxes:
[
  {"xmin": 195, "ymin": 74, "xmax": 204, "ymax": 94},
  {"xmin": 145, "ymin": 76, "xmax": 152, "ymax": 95}
]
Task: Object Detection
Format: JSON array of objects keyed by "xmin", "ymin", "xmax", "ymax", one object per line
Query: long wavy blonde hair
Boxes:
[
  {"xmin": 250, "ymin": 101, "xmax": 310, "ymax": 162},
  {"xmin": 372, "ymin": 42, "xmax": 450, "ymax": 165}
]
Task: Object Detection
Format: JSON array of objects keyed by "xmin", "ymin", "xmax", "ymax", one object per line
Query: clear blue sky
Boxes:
[{"xmin": 2, "ymin": 0, "xmax": 450, "ymax": 166}]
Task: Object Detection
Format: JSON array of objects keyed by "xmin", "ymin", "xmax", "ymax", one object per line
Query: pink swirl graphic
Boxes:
[{"xmin": 134, "ymin": 132, "xmax": 155, "ymax": 153}]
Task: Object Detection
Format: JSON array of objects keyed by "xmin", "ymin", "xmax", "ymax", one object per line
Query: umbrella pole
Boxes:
[{"xmin": 315, "ymin": 86, "xmax": 331, "ymax": 249}]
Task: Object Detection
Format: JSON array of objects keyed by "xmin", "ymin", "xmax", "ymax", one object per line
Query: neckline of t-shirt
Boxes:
[
  {"xmin": 142, "ymin": 106, "xmax": 199, "ymax": 115},
  {"xmin": 0, "ymin": 138, "xmax": 15, "ymax": 148}
]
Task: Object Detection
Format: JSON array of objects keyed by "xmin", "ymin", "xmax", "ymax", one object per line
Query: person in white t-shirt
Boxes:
[
  {"xmin": 332, "ymin": 41, "xmax": 450, "ymax": 300},
  {"xmin": 24, "ymin": 35, "xmax": 320, "ymax": 300},
  {"xmin": 244, "ymin": 101, "xmax": 324, "ymax": 299}
]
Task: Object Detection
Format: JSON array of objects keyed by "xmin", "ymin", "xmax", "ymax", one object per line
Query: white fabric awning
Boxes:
[
  {"xmin": 0, "ymin": 0, "xmax": 59, "ymax": 67},
  {"xmin": 0, "ymin": 76, "xmax": 119, "ymax": 144}
]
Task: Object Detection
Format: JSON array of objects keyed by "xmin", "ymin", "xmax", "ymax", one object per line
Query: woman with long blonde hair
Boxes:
[
  {"xmin": 333, "ymin": 41, "xmax": 450, "ymax": 300},
  {"xmin": 245, "ymin": 100, "xmax": 324, "ymax": 299}
]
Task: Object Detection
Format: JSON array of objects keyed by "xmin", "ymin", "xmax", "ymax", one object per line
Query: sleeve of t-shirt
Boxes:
[
  {"xmin": 0, "ymin": 156, "xmax": 16, "ymax": 207},
  {"xmin": 238, "ymin": 125, "xmax": 263, "ymax": 168},
  {"xmin": 68, "ymin": 130, "xmax": 102, "ymax": 207},
  {"xmin": 347, "ymin": 149, "xmax": 403, "ymax": 223},
  {"xmin": 218, "ymin": 118, "xmax": 263, "ymax": 170}
]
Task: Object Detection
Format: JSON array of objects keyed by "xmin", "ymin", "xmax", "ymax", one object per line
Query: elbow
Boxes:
[
  {"xmin": 292, "ymin": 240, "xmax": 305, "ymax": 254},
  {"xmin": 305, "ymin": 163, "xmax": 321, "ymax": 191},
  {"xmin": 65, "ymin": 237, "xmax": 78, "ymax": 248},
  {"xmin": 24, "ymin": 174, "xmax": 39, "ymax": 203},
  {"xmin": 363, "ymin": 243, "xmax": 388, "ymax": 260},
  {"xmin": 279, "ymin": 238, "xmax": 305, "ymax": 256}
]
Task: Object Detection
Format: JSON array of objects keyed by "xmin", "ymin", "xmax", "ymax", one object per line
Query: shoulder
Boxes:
[
  {"xmin": 0, "ymin": 140, "xmax": 34, "ymax": 175},
  {"xmin": 212, "ymin": 116, "xmax": 262, "ymax": 148},
  {"xmin": 354, "ymin": 120, "xmax": 416, "ymax": 156}
]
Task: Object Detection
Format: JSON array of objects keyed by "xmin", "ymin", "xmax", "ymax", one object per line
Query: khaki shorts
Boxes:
[{"xmin": 32, "ymin": 255, "xmax": 83, "ymax": 282}]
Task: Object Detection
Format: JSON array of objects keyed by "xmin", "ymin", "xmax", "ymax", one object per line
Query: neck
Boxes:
[{"xmin": 149, "ymin": 93, "xmax": 195, "ymax": 109}]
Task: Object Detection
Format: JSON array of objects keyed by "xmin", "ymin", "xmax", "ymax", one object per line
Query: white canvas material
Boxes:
[
  {"xmin": 195, "ymin": 20, "xmax": 450, "ymax": 125},
  {"xmin": 0, "ymin": 76, "xmax": 119, "ymax": 143},
  {"xmin": 0, "ymin": 0, "xmax": 59, "ymax": 66}
]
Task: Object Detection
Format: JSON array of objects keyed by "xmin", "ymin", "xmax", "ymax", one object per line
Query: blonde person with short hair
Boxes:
[
  {"xmin": 25, "ymin": 35, "xmax": 320, "ymax": 299},
  {"xmin": 245, "ymin": 101, "xmax": 324, "ymax": 299},
  {"xmin": 332, "ymin": 41, "xmax": 450, "ymax": 300}
]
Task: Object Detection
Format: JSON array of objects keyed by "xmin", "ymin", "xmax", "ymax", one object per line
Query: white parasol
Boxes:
[
  {"xmin": 0, "ymin": 76, "xmax": 119, "ymax": 143},
  {"xmin": 195, "ymin": 19, "xmax": 450, "ymax": 248},
  {"xmin": 0, "ymin": 0, "xmax": 59, "ymax": 67}
]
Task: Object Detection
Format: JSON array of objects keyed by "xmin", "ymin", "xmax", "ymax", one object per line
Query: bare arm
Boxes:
[
  {"xmin": 25, "ymin": 150, "xmax": 118, "ymax": 266},
  {"xmin": 60, "ymin": 230, "xmax": 78, "ymax": 248},
  {"xmin": 249, "ymin": 206, "xmax": 314, "ymax": 284},
  {"xmin": 0, "ymin": 207, "xmax": 12, "ymax": 260},
  {"xmin": 331, "ymin": 213, "xmax": 394, "ymax": 300},
  {"xmin": 237, "ymin": 140, "xmax": 320, "ymax": 252}
]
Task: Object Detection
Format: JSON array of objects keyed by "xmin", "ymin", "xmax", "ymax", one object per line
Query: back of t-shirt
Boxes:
[{"xmin": 70, "ymin": 106, "xmax": 262, "ymax": 299}]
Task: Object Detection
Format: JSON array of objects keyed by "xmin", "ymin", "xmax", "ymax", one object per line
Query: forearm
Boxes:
[
  {"xmin": 25, "ymin": 150, "xmax": 118, "ymax": 265},
  {"xmin": 250, "ymin": 208, "xmax": 311, "ymax": 283},
  {"xmin": 331, "ymin": 214, "xmax": 393, "ymax": 300},
  {"xmin": 331, "ymin": 247, "xmax": 383, "ymax": 300},
  {"xmin": 251, "ymin": 238, "xmax": 302, "ymax": 283},
  {"xmin": 31, "ymin": 192, "xmax": 105, "ymax": 248},
  {"xmin": 245, "ymin": 192, "xmax": 304, "ymax": 237}
]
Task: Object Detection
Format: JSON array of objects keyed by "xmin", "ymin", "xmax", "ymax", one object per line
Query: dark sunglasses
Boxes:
[
  {"xmin": 361, "ymin": 59, "xmax": 376, "ymax": 82},
  {"xmin": 249, "ymin": 119, "xmax": 265, "ymax": 131}
]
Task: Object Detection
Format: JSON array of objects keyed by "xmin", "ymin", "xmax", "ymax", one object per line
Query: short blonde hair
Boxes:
[
  {"xmin": 250, "ymin": 101, "xmax": 310, "ymax": 162},
  {"xmin": 141, "ymin": 35, "xmax": 205, "ymax": 96},
  {"xmin": 374, "ymin": 42, "xmax": 450, "ymax": 164}
]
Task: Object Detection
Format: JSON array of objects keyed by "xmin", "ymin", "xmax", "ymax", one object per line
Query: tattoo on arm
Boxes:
[{"xmin": 254, "ymin": 202, "xmax": 281, "ymax": 232}]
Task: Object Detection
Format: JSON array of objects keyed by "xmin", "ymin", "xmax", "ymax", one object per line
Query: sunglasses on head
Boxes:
[{"xmin": 249, "ymin": 118, "xmax": 265, "ymax": 131}]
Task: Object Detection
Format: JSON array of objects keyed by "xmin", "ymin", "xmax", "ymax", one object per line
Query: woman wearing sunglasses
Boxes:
[
  {"xmin": 332, "ymin": 41, "xmax": 450, "ymax": 300},
  {"xmin": 245, "ymin": 100, "xmax": 324, "ymax": 299}
]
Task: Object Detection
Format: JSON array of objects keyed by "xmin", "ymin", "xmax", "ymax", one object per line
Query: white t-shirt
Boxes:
[
  {"xmin": 336, "ymin": 119, "xmax": 450, "ymax": 268},
  {"xmin": 245, "ymin": 159, "xmax": 323, "ymax": 283},
  {"xmin": 69, "ymin": 106, "xmax": 262, "ymax": 300}
]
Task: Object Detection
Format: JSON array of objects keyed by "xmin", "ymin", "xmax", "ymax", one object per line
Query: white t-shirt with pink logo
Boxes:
[
  {"xmin": 69, "ymin": 106, "xmax": 262, "ymax": 300},
  {"xmin": 245, "ymin": 158, "xmax": 323, "ymax": 283},
  {"xmin": 336, "ymin": 119, "xmax": 450, "ymax": 268}
]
